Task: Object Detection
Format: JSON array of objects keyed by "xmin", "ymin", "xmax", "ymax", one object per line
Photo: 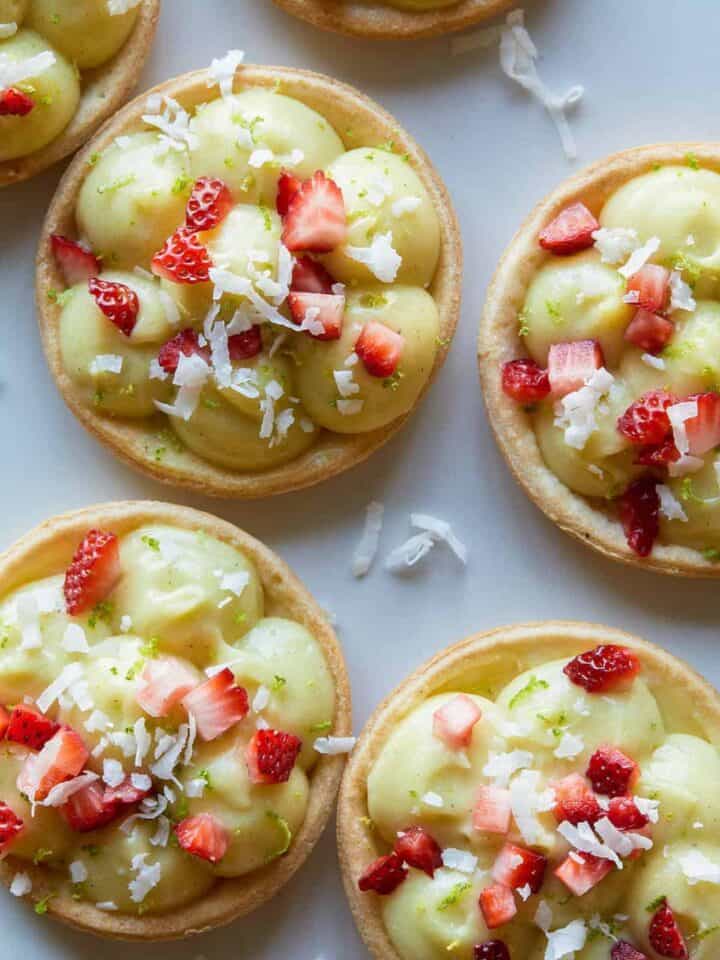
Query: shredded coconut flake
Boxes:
[
  {"xmin": 618, "ymin": 236, "xmax": 661, "ymax": 279},
  {"xmin": 679, "ymin": 848, "xmax": 720, "ymax": 885},
  {"xmin": 346, "ymin": 232, "xmax": 402, "ymax": 283},
  {"xmin": 314, "ymin": 736, "xmax": 356, "ymax": 755},
  {"xmin": 208, "ymin": 49, "xmax": 244, "ymax": 97},
  {"xmin": 554, "ymin": 732, "xmax": 584, "ymax": 760},
  {"xmin": 641, "ymin": 352, "xmax": 666, "ymax": 371},
  {"xmin": 554, "ymin": 367, "xmax": 614, "ymax": 450},
  {"xmin": 0, "ymin": 50, "xmax": 55, "ymax": 89},
  {"xmin": 9, "ymin": 873, "xmax": 31, "ymax": 897},
  {"xmin": 483, "ymin": 750, "xmax": 534, "ymax": 788},
  {"xmin": 441, "ymin": 848, "xmax": 478, "ymax": 874},
  {"xmin": 657, "ymin": 484, "xmax": 688, "ymax": 522},
  {"xmin": 592, "ymin": 227, "xmax": 639, "ymax": 264},
  {"xmin": 669, "ymin": 270, "xmax": 697, "ymax": 313},
  {"xmin": 352, "ymin": 501, "xmax": 384, "ymax": 578},
  {"xmin": 0, "ymin": 23, "xmax": 18, "ymax": 39},
  {"xmin": 62, "ymin": 623, "xmax": 89, "ymax": 653},
  {"xmin": 36, "ymin": 662, "xmax": 84, "ymax": 714}
]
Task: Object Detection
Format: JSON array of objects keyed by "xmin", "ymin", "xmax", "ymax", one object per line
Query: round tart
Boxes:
[
  {"xmin": 338, "ymin": 620, "xmax": 720, "ymax": 960},
  {"xmin": 0, "ymin": 500, "xmax": 350, "ymax": 940},
  {"xmin": 0, "ymin": 0, "xmax": 160, "ymax": 187},
  {"xmin": 479, "ymin": 144, "xmax": 720, "ymax": 576},
  {"xmin": 36, "ymin": 57, "xmax": 461, "ymax": 498}
]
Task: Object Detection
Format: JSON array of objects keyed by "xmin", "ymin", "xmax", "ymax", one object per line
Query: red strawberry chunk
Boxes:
[
  {"xmin": 472, "ymin": 785, "xmax": 512, "ymax": 835},
  {"xmin": 474, "ymin": 942, "xmax": 510, "ymax": 960},
  {"xmin": 176, "ymin": 813, "xmax": 228, "ymax": 864},
  {"xmin": 181, "ymin": 668, "xmax": 249, "ymax": 741},
  {"xmin": 276, "ymin": 171, "xmax": 302, "ymax": 217},
  {"xmin": 281, "ymin": 171, "xmax": 347, "ymax": 253},
  {"xmin": 552, "ymin": 773, "xmax": 602, "ymax": 825},
  {"xmin": 394, "ymin": 826, "xmax": 443, "ymax": 877},
  {"xmin": 649, "ymin": 901, "xmax": 688, "ymax": 959},
  {"xmin": 432, "ymin": 694, "xmax": 482, "ymax": 750},
  {"xmin": 635, "ymin": 438, "xmax": 680, "ymax": 468},
  {"xmin": 586, "ymin": 746, "xmax": 639, "ymax": 798},
  {"xmin": 50, "ymin": 235, "xmax": 101, "ymax": 286},
  {"xmin": 492, "ymin": 843, "xmax": 547, "ymax": 894},
  {"xmin": 291, "ymin": 255, "xmax": 335, "ymax": 294},
  {"xmin": 157, "ymin": 328, "xmax": 210, "ymax": 374},
  {"xmin": 19, "ymin": 728, "xmax": 89, "ymax": 801},
  {"xmin": 152, "ymin": 226, "xmax": 212, "ymax": 284},
  {"xmin": 358, "ymin": 852, "xmax": 407, "ymax": 895},
  {"xmin": 228, "ymin": 326, "xmax": 263, "ymax": 361},
  {"xmin": 61, "ymin": 780, "xmax": 119, "ymax": 833},
  {"xmin": 547, "ymin": 340, "xmax": 604, "ymax": 397},
  {"xmin": 246, "ymin": 728, "xmax": 302, "ymax": 785},
  {"xmin": 502, "ymin": 359, "xmax": 551, "ymax": 404},
  {"xmin": 626, "ymin": 264, "xmax": 670, "ymax": 313},
  {"xmin": 538, "ymin": 203, "xmax": 599, "ymax": 255},
  {"xmin": 355, "ymin": 320, "xmax": 405, "ymax": 378},
  {"xmin": 624, "ymin": 309, "xmax": 674, "ymax": 355},
  {"xmin": 63, "ymin": 528, "xmax": 121, "ymax": 616},
  {"xmin": 0, "ymin": 87, "xmax": 34, "ymax": 116},
  {"xmin": 555, "ymin": 853, "xmax": 614, "ymax": 896},
  {"xmin": 288, "ymin": 291, "xmax": 345, "ymax": 341},
  {"xmin": 0, "ymin": 802, "xmax": 24, "ymax": 852},
  {"xmin": 102, "ymin": 775, "xmax": 151, "ymax": 807},
  {"xmin": 479, "ymin": 883, "xmax": 517, "ymax": 929},
  {"xmin": 6, "ymin": 705, "xmax": 58, "ymax": 751},
  {"xmin": 617, "ymin": 390, "xmax": 676, "ymax": 446},
  {"xmin": 185, "ymin": 177, "xmax": 233, "ymax": 233},
  {"xmin": 607, "ymin": 796, "xmax": 649, "ymax": 831},
  {"xmin": 0, "ymin": 705, "xmax": 8, "ymax": 739},
  {"xmin": 564, "ymin": 644, "xmax": 641, "ymax": 694},
  {"xmin": 88, "ymin": 277, "xmax": 139, "ymax": 337},
  {"xmin": 612, "ymin": 942, "xmax": 649, "ymax": 960},
  {"xmin": 136, "ymin": 656, "xmax": 199, "ymax": 718},
  {"xmin": 685, "ymin": 391, "xmax": 720, "ymax": 456},
  {"xmin": 619, "ymin": 476, "xmax": 660, "ymax": 558}
]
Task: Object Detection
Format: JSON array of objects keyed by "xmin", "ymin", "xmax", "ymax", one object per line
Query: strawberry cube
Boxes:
[
  {"xmin": 472, "ymin": 785, "xmax": 512, "ymax": 835},
  {"xmin": 479, "ymin": 883, "xmax": 517, "ymax": 929},
  {"xmin": 555, "ymin": 853, "xmax": 614, "ymax": 896},
  {"xmin": 492, "ymin": 843, "xmax": 547, "ymax": 894},
  {"xmin": 626, "ymin": 264, "xmax": 670, "ymax": 313},
  {"xmin": 547, "ymin": 340, "xmax": 604, "ymax": 397},
  {"xmin": 136, "ymin": 656, "xmax": 199, "ymax": 718},
  {"xmin": 538, "ymin": 203, "xmax": 599, "ymax": 255},
  {"xmin": 624, "ymin": 309, "xmax": 674, "ymax": 355},
  {"xmin": 432, "ymin": 694, "xmax": 482, "ymax": 750}
]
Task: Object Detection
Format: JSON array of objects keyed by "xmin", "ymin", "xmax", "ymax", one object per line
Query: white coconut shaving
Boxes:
[
  {"xmin": 36, "ymin": 662, "xmax": 84, "ymax": 713},
  {"xmin": 129, "ymin": 853, "xmax": 162, "ymax": 903},
  {"xmin": 107, "ymin": 0, "xmax": 142, "ymax": 13},
  {"xmin": 441, "ymin": 848, "xmax": 478, "ymax": 874},
  {"xmin": 346, "ymin": 233, "xmax": 402, "ymax": 283},
  {"xmin": 207, "ymin": 49, "xmax": 245, "ymax": 97},
  {"xmin": 62, "ymin": 623, "xmax": 89, "ymax": 653},
  {"xmin": 554, "ymin": 367, "xmax": 615, "ymax": 450},
  {"xmin": 482, "ymin": 749, "xmax": 534, "ymax": 788},
  {"xmin": 553, "ymin": 732, "xmax": 584, "ymax": 760},
  {"xmin": 89, "ymin": 354, "xmax": 123, "ymax": 376},
  {"xmin": 657, "ymin": 485, "xmax": 688, "ymax": 522},
  {"xmin": 314, "ymin": 736, "xmax": 356, "ymax": 755},
  {"xmin": 352, "ymin": 501, "xmax": 385, "ymax": 578},
  {"xmin": 591, "ymin": 227, "xmax": 639, "ymax": 264},
  {"xmin": 618, "ymin": 236, "xmax": 661, "ymax": 279},
  {"xmin": 678, "ymin": 849, "xmax": 720, "ymax": 885},
  {"xmin": 0, "ymin": 23, "xmax": 18, "ymax": 39},
  {"xmin": 9, "ymin": 873, "xmax": 31, "ymax": 897},
  {"xmin": 669, "ymin": 270, "xmax": 696, "ymax": 313},
  {"xmin": 0, "ymin": 50, "xmax": 55, "ymax": 90},
  {"xmin": 385, "ymin": 513, "xmax": 468, "ymax": 574}
]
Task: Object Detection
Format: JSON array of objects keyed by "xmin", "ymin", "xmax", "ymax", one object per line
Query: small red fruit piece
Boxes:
[
  {"xmin": 472, "ymin": 785, "xmax": 512, "ymax": 835},
  {"xmin": 0, "ymin": 87, "xmax": 34, "ymax": 116},
  {"xmin": 501, "ymin": 359, "xmax": 551, "ymax": 404},
  {"xmin": 552, "ymin": 773, "xmax": 602, "ymax": 825},
  {"xmin": 538, "ymin": 203, "xmax": 599, "ymax": 255},
  {"xmin": 136, "ymin": 656, "xmax": 199, "ymax": 718},
  {"xmin": 63, "ymin": 529, "xmax": 121, "ymax": 616},
  {"xmin": 20, "ymin": 728, "xmax": 89, "ymax": 801},
  {"xmin": 619, "ymin": 476, "xmax": 660, "ymax": 558},
  {"xmin": 281, "ymin": 171, "xmax": 347, "ymax": 253},
  {"xmin": 685, "ymin": 392, "xmax": 720, "ymax": 456},
  {"xmin": 586, "ymin": 746, "xmax": 639, "ymax": 798},
  {"xmin": 151, "ymin": 226, "xmax": 212, "ymax": 284},
  {"xmin": 0, "ymin": 802, "xmax": 24, "ymax": 852},
  {"xmin": 181, "ymin": 668, "xmax": 249, "ymax": 741},
  {"xmin": 648, "ymin": 901, "xmax": 688, "ymax": 959},
  {"xmin": 276, "ymin": 171, "xmax": 302, "ymax": 217},
  {"xmin": 88, "ymin": 277, "xmax": 139, "ymax": 337},
  {"xmin": 157, "ymin": 329, "xmax": 210, "ymax": 374},
  {"xmin": 474, "ymin": 942, "xmax": 510, "ymax": 960},
  {"xmin": 564, "ymin": 644, "xmax": 641, "ymax": 694},
  {"xmin": 6, "ymin": 705, "xmax": 58, "ymax": 751},
  {"xmin": 554, "ymin": 853, "xmax": 614, "ymax": 896},
  {"xmin": 635, "ymin": 438, "xmax": 680, "ymax": 468},
  {"xmin": 394, "ymin": 826, "xmax": 443, "ymax": 877},
  {"xmin": 358, "ymin": 853, "xmax": 407, "ymax": 895},
  {"xmin": 0, "ymin": 706, "xmax": 8, "ymax": 739},
  {"xmin": 606, "ymin": 796, "xmax": 649, "ymax": 831},
  {"xmin": 355, "ymin": 321, "xmax": 405, "ymax": 378},
  {"xmin": 50, "ymin": 235, "xmax": 101, "ymax": 286},
  {"xmin": 479, "ymin": 883, "xmax": 517, "ymax": 930},
  {"xmin": 246, "ymin": 729, "xmax": 302, "ymax": 785},
  {"xmin": 102, "ymin": 776, "xmax": 151, "ymax": 807},
  {"xmin": 626, "ymin": 264, "xmax": 670, "ymax": 313},
  {"xmin": 61, "ymin": 780, "xmax": 119, "ymax": 832},
  {"xmin": 291, "ymin": 256, "xmax": 335, "ymax": 294},
  {"xmin": 432, "ymin": 694, "xmax": 482, "ymax": 750},
  {"xmin": 492, "ymin": 843, "xmax": 547, "ymax": 894},
  {"xmin": 185, "ymin": 177, "xmax": 233, "ymax": 233},
  {"xmin": 547, "ymin": 340, "xmax": 604, "ymax": 397},
  {"xmin": 228, "ymin": 327, "xmax": 263, "ymax": 361},
  {"xmin": 176, "ymin": 813, "xmax": 229, "ymax": 864},
  {"xmin": 612, "ymin": 942, "xmax": 649, "ymax": 960},
  {"xmin": 624, "ymin": 309, "xmax": 674, "ymax": 355},
  {"xmin": 617, "ymin": 390, "xmax": 676, "ymax": 446},
  {"xmin": 288, "ymin": 291, "xmax": 345, "ymax": 340}
]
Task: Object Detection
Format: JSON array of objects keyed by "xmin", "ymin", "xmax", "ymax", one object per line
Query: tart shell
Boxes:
[
  {"xmin": 0, "ymin": 0, "xmax": 161, "ymax": 188},
  {"xmin": 337, "ymin": 619, "xmax": 720, "ymax": 960},
  {"xmin": 36, "ymin": 63, "xmax": 462, "ymax": 499},
  {"xmin": 478, "ymin": 142, "xmax": 720, "ymax": 577},
  {"xmin": 0, "ymin": 499, "xmax": 352, "ymax": 941}
]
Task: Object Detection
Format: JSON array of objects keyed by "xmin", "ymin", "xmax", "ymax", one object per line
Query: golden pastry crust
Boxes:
[
  {"xmin": 337, "ymin": 619, "xmax": 720, "ymax": 960},
  {"xmin": 0, "ymin": 500, "xmax": 352, "ymax": 941},
  {"xmin": 271, "ymin": 0, "xmax": 514, "ymax": 40},
  {"xmin": 478, "ymin": 142, "xmax": 720, "ymax": 578},
  {"xmin": 36, "ymin": 63, "xmax": 462, "ymax": 499},
  {"xmin": 0, "ymin": 0, "xmax": 160, "ymax": 188}
]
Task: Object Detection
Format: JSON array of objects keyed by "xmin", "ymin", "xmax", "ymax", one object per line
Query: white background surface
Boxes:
[{"xmin": 1, "ymin": 0, "xmax": 720, "ymax": 956}]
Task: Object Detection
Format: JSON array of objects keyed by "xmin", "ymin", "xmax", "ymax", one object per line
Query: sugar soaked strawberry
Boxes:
[
  {"xmin": 501, "ymin": 359, "xmax": 551, "ymax": 403},
  {"xmin": 358, "ymin": 852, "xmax": 407, "ymax": 894},
  {"xmin": 185, "ymin": 177, "xmax": 233, "ymax": 232},
  {"xmin": 619, "ymin": 476, "xmax": 660, "ymax": 557},
  {"xmin": 648, "ymin": 901, "xmax": 688, "ymax": 959},
  {"xmin": 394, "ymin": 826, "xmax": 442, "ymax": 877},
  {"xmin": 564, "ymin": 644, "xmax": 640, "ymax": 694},
  {"xmin": 617, "ymin": 391, "xmax": 676, "ymax": 446},
  {"xmin": 586, "ymin": 746, "xmax": 639, "ymax": 798},
  {"xmin": 88, "ymin": 277, "xmax": 139, "ymax": 337},
  {"xmin": 538, "ymin": 202, "xmax": 599, "ymax": 255}
]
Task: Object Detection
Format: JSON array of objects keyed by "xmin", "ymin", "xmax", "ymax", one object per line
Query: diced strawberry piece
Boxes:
[
  {"xmin": 626, "ymin": 264, "xmax": 670, "ymax": 313},
  {"xmin": 619, "ymin": 476, "xmax": 660, "ymax": 558},
  {"xmin": 0, "ymin": 802, "xmax": 24, "ymax": 852},
  {"xmin": 157, "ymin": 328, "xmax": 210, "ymax": 374},
  {"xmin": 564, "ymin": 645, "xmax": 641, "ymax": 694},
  {"xmin": 479, "ymin": 884, "xmax": 517, "ymax": 930},
  {"xmin": 612, "ymin": 942, "xmax": 649, "ymax": 960},
  {"xmin": 63, "ymin": 529, "xmax": 121, "ymax": 616},
  {"xmin": 276, "ymin": 171, "xmax": 302, "ymax": 217},
  {"xmin": 358, "ymin": 852, "xmax": 407, "ymax": 895},
  {"xmin": 492, "ymin": 843, "xmax": 547, "ymax": 894},
  {"xmin": 288, "ymin": 291, "xmax": 345, "ymax": 340},
  {"xmin": 635, "ymin": 438, "xmax": 680, "ymax": 468},
  {"xmin": 684, "ymin": 392, "xmax": 720, "ymax": 456},
  {"xmin": 0, "ymin": 706, "xmax": 8, "ymax": 740},
  {"xmin": 291, "ymin": 255, "xmax": 335, "ymax": 294},
  {"xmin": 0, "ymin": 87, "xmax": 34, "ymax": 116},
  {"xmin": 501, "ymin": 359, "xmax": 551, "ymax": 404},
  {"xmin": 102, "ymin": 776, "xmax": 151, "ymax": 807},
  {"xmin": 624, "ymin": 309, "xmax": 674, "ymax": 355},
  {"xmin": 136, "ymin": 656, "xmax": 199, "ymax": 718},
  {"xmin": 547, "ymin": 340, "xmax": 604, "ymax": 397},
  {"xmin": 175, "ymin": 813, "xmax": 228, "ymax": 864},
  {"xmin": 432, "ymin": 695, "xmax": 482, "ymax": 750},
  {"xmin": 394, "ymin": 826, "xmax": 443, "ymax": 877},
  {"xmin": 151, "ymin": 226, "xmax": 212, "ymax": 284},
  {"xmin": 472, "ymin": 785, "xmax": 512, "ymax": 835},
  {"xmin": 181, "ymin": 668, "xmax": 249, "ymax": 741},
  {"xmin": 649, "ymin": 901, "xmax": 688, "ymax": 959},
  {"xmin": 281, "ymin": 171, "xmax": 347, "ymax": 253},
  {"xmin": 88, "ymin": 277, "xmax": 139, "ymax": 337},
  {"xmin": 538, "ymin": 203, "xmax": 599, "ymax": 255},
  {"xmin": 586, "ymin": 746, "xmax": 639, "ymax": 798},
  {"xmin": 554, "ymin": 853, "xmax": 614, "ymax": 896},
  {"xmin": 185, "ymin": 176, "xmax": 233, "ymax": 233},
  {"xmin": 474, "ymin": 943, "xmax": 510, "ymax": 960},
  {"xmin": 61, "ymin": 780, "xmax": 119, "ymax": 833},
  {"xmin": 552, "ymin": 773, "xmax": 602, "ymax": 825},
  {"xmin": 50, "ymin": 235, "xmax": 101, "ymax": 286},
  {"xmin": 606, "ymin": 796, "xmax": 649, "ymax": 831},
  {"xmin": 246, "ymin": 728, "xmax": 302, "ymax": 785},
  {"xmin": 355, "ymin": 320, "xmax": 405, "ymax": 378},
  {"xmin": 19, "ymin": 728, "xmax": 89, "ymax": 801},
  {"xmin": 228, "ymin": 327, "xmax": 263, "ymax": 361},
  {"xmin": 6, "ymin": 705, "xmax": 58, "ymax": 751},
  {"xmin": 617, "ymin": 390, "xmax": 676, "ymax": 446}
]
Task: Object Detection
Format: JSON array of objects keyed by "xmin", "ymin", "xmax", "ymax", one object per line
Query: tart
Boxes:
[
  {"xmin": 338, "ymin": 620, "xmax": 720, "ymax": 960},
  {"xmin": 0, "ymin": 0, "xmax": 160, "ymax": 187},
  {"xmin": 36, "ymin": 56, "xmax": 461, "ymax": 498},
  {"xmin": 0, "ymin": 500, "xmax": 350, "ymax": 940},
  {"xmin": 479, "ymin": 144, "xmax": 720, "ymax": 575}
]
